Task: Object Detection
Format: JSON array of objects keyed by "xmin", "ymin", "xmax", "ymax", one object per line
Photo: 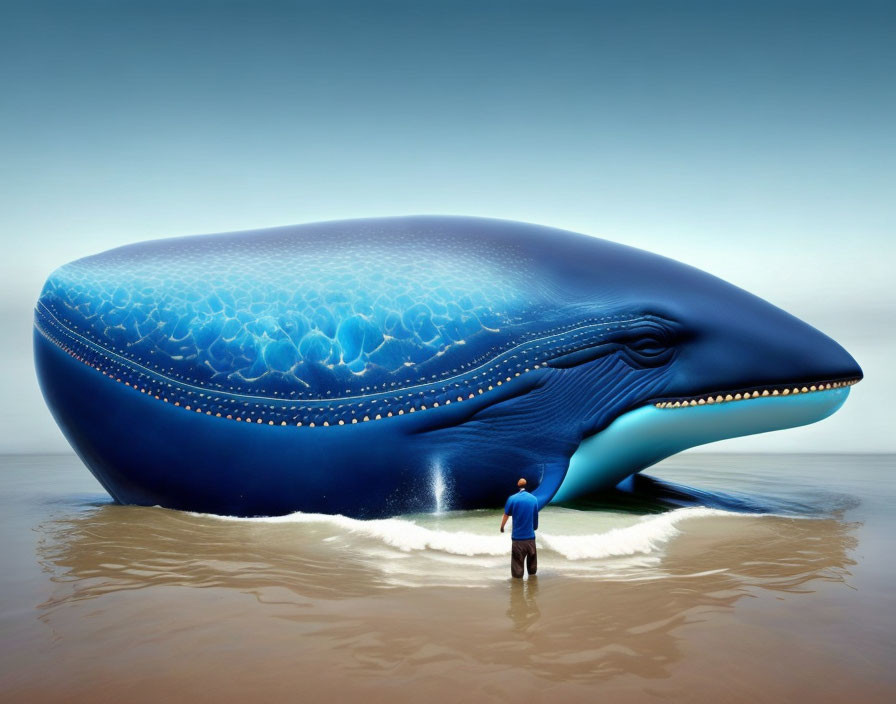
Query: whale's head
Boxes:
[
  {"xmin": 34, "ymin": 216, "xmax": 862, "ymax": 512},
  {"xmin": 480, "ymin": 220, "xmax": 864, "ymax": 502}
]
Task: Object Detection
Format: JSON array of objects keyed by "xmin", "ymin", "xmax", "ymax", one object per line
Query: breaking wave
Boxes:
[{"xmin": 198, "ymin": 506, "xmax": 748, "ymax": 561}]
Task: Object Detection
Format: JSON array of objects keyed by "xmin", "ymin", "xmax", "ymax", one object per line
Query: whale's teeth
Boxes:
[
  {"xmin": 338, "ymin": 420, "xmax": 345, "ymax": 425},
  {"xmin": 724, "ymin": 394, "xmax": 733, "ymax": 401},
  {"xmin": 734, "ymin": 393, "xmax": 742, "ymax": 400},
  {"xmin": 375, "ymin": 414, "xmax": 382, "ymax": 420}
]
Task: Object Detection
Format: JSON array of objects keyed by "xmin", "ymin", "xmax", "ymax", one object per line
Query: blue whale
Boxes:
[{"xmin": 34, "ymin": 216, "xmax": 862, "ymax": 517}]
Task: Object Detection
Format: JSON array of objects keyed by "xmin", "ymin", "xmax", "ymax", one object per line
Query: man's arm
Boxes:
[{"xmin": 501, "ymin": 497, "xmax": 512, "ymax": 533}]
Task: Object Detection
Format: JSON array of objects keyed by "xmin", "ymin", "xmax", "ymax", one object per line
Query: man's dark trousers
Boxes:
[{"xmin": 511, "ymin": 539, "xmax": 537, "ymax": 578}]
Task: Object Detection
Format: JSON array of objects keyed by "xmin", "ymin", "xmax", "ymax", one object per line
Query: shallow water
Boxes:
[{"xmin": 0, "ymin": 453, "xmax": 893, "ymax": 703}]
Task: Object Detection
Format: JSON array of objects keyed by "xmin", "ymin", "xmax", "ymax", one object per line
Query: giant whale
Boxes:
[{"xmin": 34, "ymin": 216, "xmax": 862, "ymax": 517}]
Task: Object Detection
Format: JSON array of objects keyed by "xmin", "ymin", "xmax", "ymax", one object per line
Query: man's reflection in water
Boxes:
[{"xmin": 507, "ymin": 576, "xmax": 540, "ymax": 631}]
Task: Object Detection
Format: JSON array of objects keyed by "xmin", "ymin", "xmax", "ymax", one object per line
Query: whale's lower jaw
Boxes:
[{"xmin": 549, "ymin": 387, "xmax": 851, "ymax": 503}]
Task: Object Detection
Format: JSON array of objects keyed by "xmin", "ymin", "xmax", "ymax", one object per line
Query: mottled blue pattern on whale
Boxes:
[
  {"xmin": 34, "ymin": 216, "xmax": 862, "ymax": 517},
  {"xmin": 40, "ymin": 222, "xmax": 541, "ymax": 395}
]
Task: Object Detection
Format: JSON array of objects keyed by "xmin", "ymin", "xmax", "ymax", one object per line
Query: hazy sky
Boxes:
[{"xmin": 1, "ymin": 1, "xmax": 893, "ymax": 453}]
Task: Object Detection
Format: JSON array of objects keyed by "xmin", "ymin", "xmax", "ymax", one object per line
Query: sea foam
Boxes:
[{"xmin": 197, "ymin": 506, "xmax": 745, "ymax": 561}]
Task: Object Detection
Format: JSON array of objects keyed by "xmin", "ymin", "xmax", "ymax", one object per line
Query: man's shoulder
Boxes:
[{"xmin": 509, "ymin": 491, "xmax": 537, "ymax": 506}]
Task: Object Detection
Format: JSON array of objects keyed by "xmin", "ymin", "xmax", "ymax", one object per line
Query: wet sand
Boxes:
[{"xmin": 1, "ymin": 454, "xmax": 893, "ymax": 703}]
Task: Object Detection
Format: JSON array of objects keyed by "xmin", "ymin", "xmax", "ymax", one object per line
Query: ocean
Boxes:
[{"xmin": 0, "ymin": 453, "xmax": 893, "ymax": 703}]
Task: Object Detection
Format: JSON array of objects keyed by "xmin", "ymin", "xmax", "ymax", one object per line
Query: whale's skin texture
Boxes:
[{"xmin": 34, "ymin": 216, "xmax": 863, "ymax": 517}]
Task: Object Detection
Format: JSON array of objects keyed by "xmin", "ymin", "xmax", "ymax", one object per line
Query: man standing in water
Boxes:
[{"xmin": 500, "ymin": 478, "xmax": 539, "ymax": 579}]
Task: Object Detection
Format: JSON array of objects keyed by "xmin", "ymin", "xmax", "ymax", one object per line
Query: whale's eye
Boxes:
[
  {"xmin": 618, "ymin": 321, "xmax": 679, "ymax": 368},
  {"xmin": 630, "ymin": 337, "xmax": 666, "ymax": 356},
  {"xmin": 543, "ymin": 316, "xmax": 679, "ymax": 370}
]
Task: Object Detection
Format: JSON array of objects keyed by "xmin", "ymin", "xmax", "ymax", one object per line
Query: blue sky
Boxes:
[{"xmin": 1, "ymin": 1, "xmax": 893, "ymax": 452}]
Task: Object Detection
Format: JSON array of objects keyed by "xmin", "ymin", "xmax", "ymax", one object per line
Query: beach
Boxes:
[{"xmin": 1, "ymin": 453, "xmax": 893, "ymax": 703}]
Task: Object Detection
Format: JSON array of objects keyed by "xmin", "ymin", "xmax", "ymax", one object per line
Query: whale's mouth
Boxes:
[
  {"xmin": 547, "ymin": 379, "xmax": 859, "ymax": 504},
  {"xmin": 649, "ymin": 376, "xmax": 861, "ymax": 410}
]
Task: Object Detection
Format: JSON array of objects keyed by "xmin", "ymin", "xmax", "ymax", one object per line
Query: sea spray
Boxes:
[{"xmin": 430, "ymin": 462, "xmax": 448, "ymax": 514}]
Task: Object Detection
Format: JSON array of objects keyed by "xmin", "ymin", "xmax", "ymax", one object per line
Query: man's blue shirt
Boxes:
[{"xmin": 504, "ymin": 490, "xmax": 539, "ymax": 540}]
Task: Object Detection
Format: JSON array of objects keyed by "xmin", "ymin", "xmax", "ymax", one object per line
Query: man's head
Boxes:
[{"xmin": 517, "ymin": 478, "xmax": 527, "ymax": 488}]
